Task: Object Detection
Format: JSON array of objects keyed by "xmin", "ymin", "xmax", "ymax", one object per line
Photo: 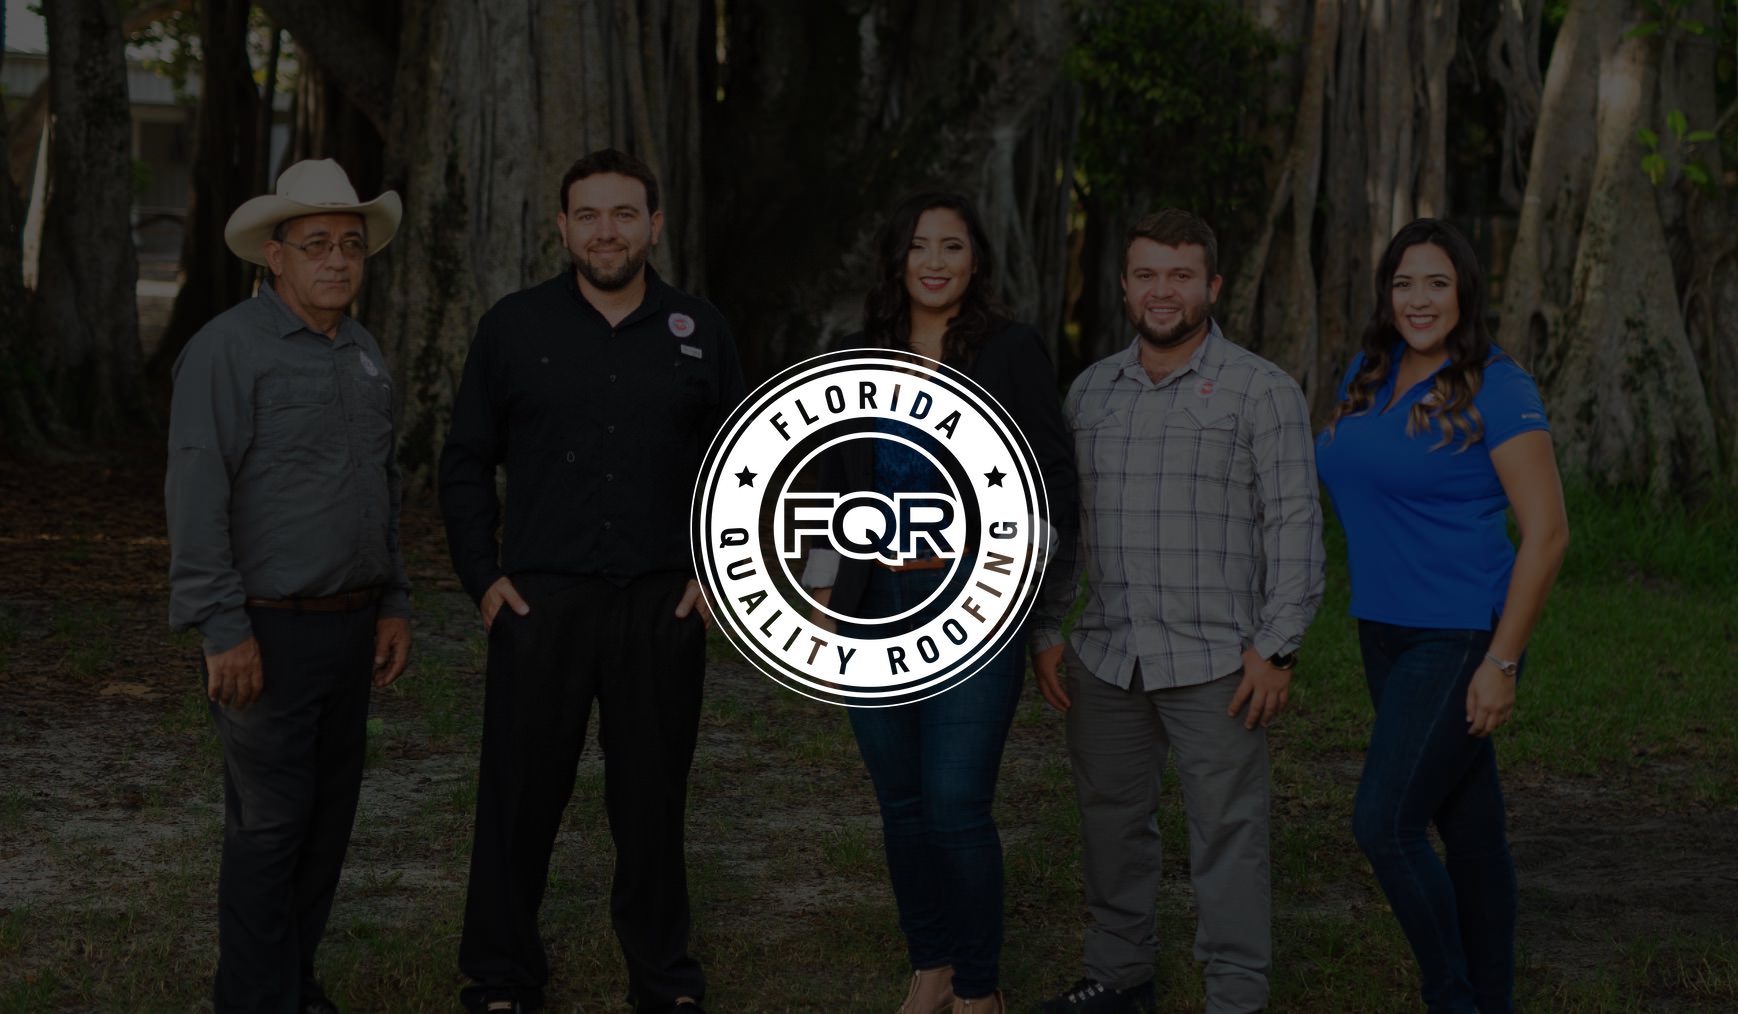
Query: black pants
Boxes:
[
  {"xmin": 209, "ymin": 604, "xmax": 376, "ymax": 1013},
  {"xmin": 459, "ymin": 572, "xmax": 707, "ymax": 1011}
]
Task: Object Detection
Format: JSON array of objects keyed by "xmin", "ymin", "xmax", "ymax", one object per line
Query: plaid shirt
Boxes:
[{"xmin": 1032, "ymin": 323, "xmax": 1324, "ymax": 690}]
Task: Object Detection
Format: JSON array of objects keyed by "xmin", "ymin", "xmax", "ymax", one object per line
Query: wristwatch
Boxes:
[
  {"xmin": 1267, "ymin": 651, "xmax": 1297, "ymax": 671},
  {"xmin": 1484, "ymin": 652, "xmax": 1519, "ymax": 678}
]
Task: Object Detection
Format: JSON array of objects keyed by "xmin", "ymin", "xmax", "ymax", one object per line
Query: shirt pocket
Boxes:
[
  {"xmin": 255, "ymin": 371, "xmax": 338, "ymax": 461},
  {"xmin": 1162, "ymin": 402, "xmax": 1238, "ymax": 481},
  {"xmin": 670, "ymin": 343, "xmax": 719, "ymax": 427},
  {"xmin": 1075, "ymin": 407, "xmax": 1128, "ymax": 475},
  {"xmin": 349, "ymin": 373, "xmax": 396, "ymax": 466}
]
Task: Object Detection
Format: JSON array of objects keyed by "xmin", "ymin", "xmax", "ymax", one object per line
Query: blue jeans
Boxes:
[
  {"xmin": 844, "ymin": 564, "xmax": 1026, "ymax": 999},
  {"xmin": 1352, "ymin": 620, "xmax": 1518, "ymax": 1014}
]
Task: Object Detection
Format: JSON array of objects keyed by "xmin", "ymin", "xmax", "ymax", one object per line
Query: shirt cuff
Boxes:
[
  {"xmin": 200, "ymin": 607, "xmax": 254, "ymax": 656},
  {"xmin": 378, "ymin": 586, "xmax": 411, "ymax": 619},
  {"xmin": 1252, "ymin": 627, "xmax": 1301, "ymax": 662},
  {"xmin": 1028, "ymin": 623, "xmax": 1064, "ymax": 657},
  {"xmin": 1029, "ymin": 515, "xmax": 1059, "ymax": 568},
  {"xmin": 802, "ymin": 548, "xmax": 841, "ymax": 589}
]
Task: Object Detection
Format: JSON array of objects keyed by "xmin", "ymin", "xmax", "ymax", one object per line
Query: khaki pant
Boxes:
[{"xmin": 1064, "ymin": 647, "xmax": 1272, "ymax": 1014}]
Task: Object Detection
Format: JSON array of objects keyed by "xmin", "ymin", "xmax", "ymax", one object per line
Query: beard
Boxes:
[
  {"xmin": 1128, "ymin": 298, "xmax": 1209, "ymax": 350},
  {"xmin": 572, "ymin": 243, "xmax": 649, "ymax": 292}
]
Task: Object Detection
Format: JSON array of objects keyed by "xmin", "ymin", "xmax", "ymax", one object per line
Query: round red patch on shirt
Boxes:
[
  {"xmin": 669, "ymin": 313, "xmax": 695, "ymax": 338},
  {"xmin": 1195, "ymin": 378, "xmax": 1216, "ymax": 398}
]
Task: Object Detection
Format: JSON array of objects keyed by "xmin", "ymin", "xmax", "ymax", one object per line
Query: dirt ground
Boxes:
[{"xmin": 2, "ymin": 457, "xmax": 1735, "ymax": 1010}]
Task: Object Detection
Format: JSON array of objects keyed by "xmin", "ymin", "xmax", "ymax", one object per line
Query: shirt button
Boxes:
[
  {"xmin": 606, "ymin": 473, "xmax": 614, "ymax": 482},
  {"xmin": 609, "ymin": 373, "xmax": 617, "ymax": 382},
  {"xmin": 566, "ymin": 451, "xmax": 575, "ymax": 463},
  {"xmin": 604, "ymin": 520, "xmax": 613, "ymax": 530},
  {"xmin": 607, "ymin": 425, "xmax": 616, "ymax": 434}
]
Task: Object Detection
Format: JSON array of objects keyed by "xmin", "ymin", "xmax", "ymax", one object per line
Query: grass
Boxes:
[
  {"xmin": 2, "ymin": 486, "xmax": 1733, "ymax": 1011},
  {"xmin": 1288, "ymin": 485, "xmax": 1738, "ymax": 802},
  {"xmin": 49, "ymin": 602, "xmax": 118, "ymax": 680}
]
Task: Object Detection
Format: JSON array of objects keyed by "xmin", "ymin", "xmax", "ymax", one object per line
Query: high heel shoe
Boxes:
[{"xmin": 897, "ymin": 965, "xmax": 955, "ymax": 1014}]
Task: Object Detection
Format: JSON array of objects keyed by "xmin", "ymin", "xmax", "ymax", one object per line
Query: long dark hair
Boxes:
[
  {"xmin": 862, "ymin": 191, "xmax": 1007, "ymax": 365},
  {"xmin": 1325, "ymin": 218, "xmax": 1501, "ymax": 451}
]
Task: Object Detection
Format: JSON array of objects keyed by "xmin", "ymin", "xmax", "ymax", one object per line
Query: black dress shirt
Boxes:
[{"xmin": 438, "ymin": 267, "xmax": 747, "ymax": 602}]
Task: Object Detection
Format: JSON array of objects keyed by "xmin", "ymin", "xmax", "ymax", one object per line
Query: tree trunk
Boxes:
[
  {"xmin": 284, "ymin": 52, "xmax": 386, "ymax": 194},
  {"xmin": 254, "ymin": 23, "xmax": 284, "ymax": 198},
  {"xmin": 1495, "ymin": 0, "xmax": 1606, "ymax": 369},
  {"xmin": 707, "ymin": 0, "xmax": 1078, "ymax": 382},
  {"xmin": 1543, "ymin": 14, "xmax": 1718, "ymax": 497},
  {"xmin": 364, "ymin": 0, "xmax": 709, "ymax": 481},
  {"xmin": 152, "ymin": 0, "xmax": 260, "ymax": 376},
  {"xmin": 0, "ymin": 20, "xmax": 57, "ymax": 452},
  {"xmin": 1216, "ymin": 0, "xmax": 1464, "ymax": 419},
  {"xmin": 35, "ymin": 0, "xmax": 145, "ymax": 437},
  {"xmin": 5, "ymin": 81, "xmax": 47, "ymax": 196},
  {"xmin": 1485, "ymin": 0, "xmax": 1542, "ymax": 211},
  {"xmin": 254, "ymin": 0, "xmax": 396, "ymax": 135},
  {"xmin": 1227, "ymin": 0, "xmax": 1337, "ymax": 399},
  {"xmin": 1656, "ymin": 0, "xmax": 1737, "ymax": 485}
]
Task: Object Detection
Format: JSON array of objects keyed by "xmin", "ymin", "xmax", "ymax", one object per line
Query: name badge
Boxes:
[{"xmin": 680, "ymin": 344, "xmax": 704, "ymax": 359}]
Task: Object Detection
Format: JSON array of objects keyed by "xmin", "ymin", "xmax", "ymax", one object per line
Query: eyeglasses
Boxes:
[{"xmin": 280, "ymin": 236, "xmax": 368, "ymax": 260}]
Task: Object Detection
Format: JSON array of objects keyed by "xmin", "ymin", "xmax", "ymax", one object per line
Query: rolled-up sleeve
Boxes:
[
  {"xmin": 1248, "ymin": 377, "xmax": 1325, "ymax": 658},
  {"xmin": 165, "ymin": 330, "xmax": 255, "ymax": 655}
]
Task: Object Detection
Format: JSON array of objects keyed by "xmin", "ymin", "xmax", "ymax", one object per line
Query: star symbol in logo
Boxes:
[
  {"xmin": 735, "ymin": 467, "xmax": 757, "ymax": 488},
  {"xmin": 984, "ymin": 467, "xmax": 1006, "ymax": 487}
]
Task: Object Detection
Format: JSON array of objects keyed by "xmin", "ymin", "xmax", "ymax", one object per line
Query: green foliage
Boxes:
[
  {"xmin": 127, "ymin": 8, "xmax": 202, "ymax": 101},
  {"xmin": 1630, "ymin": 0, "xmax": 1738, "ymax": 191},
  {"xmin": 125, "ymin": 4, "xmax": 296, "ymax": 103},
  {"xmin": 1066, "ymin": 0, "xmax": 1282, "ymax": 223}
]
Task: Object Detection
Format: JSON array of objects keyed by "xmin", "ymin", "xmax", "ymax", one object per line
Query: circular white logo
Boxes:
[{"xmin": 692, "ymin": 350, "xmax": 1049, "ymax": 707}]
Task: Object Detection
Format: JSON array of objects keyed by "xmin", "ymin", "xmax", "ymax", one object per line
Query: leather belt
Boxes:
[{"xmin": 245, "ymin": 587, "xmax": 382, "ymax": 613}]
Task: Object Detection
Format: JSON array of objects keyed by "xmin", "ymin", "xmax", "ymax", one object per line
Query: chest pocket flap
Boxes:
[{"xmin": 259, "ymin": 372, "xmax": 336, "ymax": 406}]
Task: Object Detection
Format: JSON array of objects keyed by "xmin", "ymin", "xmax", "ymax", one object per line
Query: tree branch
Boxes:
[
  {"xmin": 254, "ymin": 0, "xmax": 397, "ymax": 134},
  {"xmin": 1711, "ymin": 97, "xmax": 1738, "ymax": 138}
]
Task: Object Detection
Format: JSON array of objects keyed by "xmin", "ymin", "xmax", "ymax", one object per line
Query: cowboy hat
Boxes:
[{"xmin": 224, "ymin": 159, "xmax": 402, "ymax": 267}]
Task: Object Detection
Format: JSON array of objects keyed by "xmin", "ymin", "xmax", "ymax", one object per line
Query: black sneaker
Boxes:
[{"xmin": 1037, "ymin": 977, "xmax": 1156, "ymax": 1013}]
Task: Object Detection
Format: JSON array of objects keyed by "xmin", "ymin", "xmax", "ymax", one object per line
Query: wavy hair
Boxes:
[
  {"xmin": 862, "ymin": 191, "xmax": 1007, "ymax": 365},
  {"xmin": 1324, "ymin": 218, "xmax": 1501, "ymax": 452}
]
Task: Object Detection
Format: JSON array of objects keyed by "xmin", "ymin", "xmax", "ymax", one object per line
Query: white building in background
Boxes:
[{"xmin": 3, "ymin": 47, "xmax": 292, "ymax": 282}]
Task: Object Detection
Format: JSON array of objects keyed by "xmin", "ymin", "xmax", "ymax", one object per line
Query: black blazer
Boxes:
[{"xmin": 816, "ymin": 321, "xmax": 1079, "ymax": 617}]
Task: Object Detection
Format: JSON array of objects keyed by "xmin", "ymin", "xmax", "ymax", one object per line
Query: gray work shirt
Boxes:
[
  {"xmin": 1032, "ymin": 323, "xmax": 1325, "ymax": 691},
  {"xmin": 165, "ymin": 280, "xmax": 411, "ymax": 655}
]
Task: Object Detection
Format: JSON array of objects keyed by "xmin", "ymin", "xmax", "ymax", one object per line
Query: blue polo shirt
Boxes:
[{"xmin": 1315, "ymin": 347, "xmax": 1550, "ymax": 630}]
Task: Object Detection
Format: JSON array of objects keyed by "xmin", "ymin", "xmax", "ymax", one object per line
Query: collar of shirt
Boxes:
[
  {"xmin": 1376, "ymin": 339, "xmax": 1457, "ymax": 408},
  {"xmin": 1114, "ymin": 318, "xmax": 1227, "ymax": 390},
  {"xmin": 258, "ymin": 278, "xmax": 361, "ymax": 350},
  {"xmin": 560, "ymin": 263, "xmax": 671, "ymax": 330}
]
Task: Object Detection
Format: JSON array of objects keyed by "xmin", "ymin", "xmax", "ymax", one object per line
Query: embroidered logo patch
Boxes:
[
  {"xmin": 358, "ymin": 351, "xmax": 380, "ymax": 378},
  {"xmin": 1195, "ymin": 378, "xmax": 1215, "ymax": 398},
  {"xmin": 669, "ymin": 313, "xmax": 696, "ymax": 338}
]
